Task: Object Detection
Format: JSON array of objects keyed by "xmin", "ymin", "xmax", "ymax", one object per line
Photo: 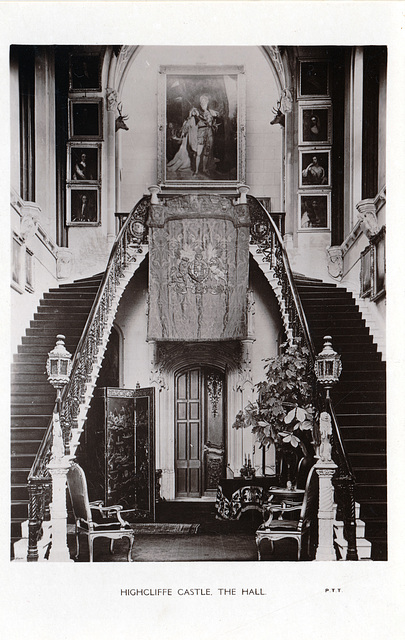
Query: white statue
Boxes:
[{"xmin": 319, "ymin": 411, "xmax": 332, "ymax": 462}]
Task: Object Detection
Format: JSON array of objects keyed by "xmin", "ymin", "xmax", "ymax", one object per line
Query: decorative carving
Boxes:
[
  {"xmin": 206, "ymin": 372, "xmax": 223, "ymax": 417},
  {"xmin": 56, "ymin": 248, "xmax": 73, "ymax": 280},
  {"xmin": 20, "ymin": 205, "xmax": 40, "ymax": 241},
  {"xmin": 326, "ymin": 245, "xmax": 343, "ymax": 280},
  {"xmin": 356, "ymin": 199, "xmax": 380, "ymax": 238},
  {"xmin": 106, "ymin": 88, "xmax": 118, "ymax": 111},
  {"xmin": 237, "ymin": 339, "xmax": 253, "ymax": 391},
  {"xmin": 204, "ymin": 442, "xmax": 224, "ymax": 489}
]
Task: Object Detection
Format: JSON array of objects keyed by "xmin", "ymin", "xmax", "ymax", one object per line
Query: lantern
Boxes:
[
  {"xmin": 314, "ymin": 335, "xmax": 342, "ymax": 397},
  {"xmin": 46, "ymin": 335, "xmax": 72, "ymax": 398}
]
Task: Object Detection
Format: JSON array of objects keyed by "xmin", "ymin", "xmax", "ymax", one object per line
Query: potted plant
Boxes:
[{"xmin": 233, "ymin": 340, "xmax": 318, "ymax": 484}]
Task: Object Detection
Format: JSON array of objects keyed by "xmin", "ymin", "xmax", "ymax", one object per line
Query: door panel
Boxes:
[
  {"xmin": 175, "ymin": 368, "xmax": 201, "ymax": 496},
  {"xmin": 175, "ymin": 367, "xmax": 225, "ymax": 497}
]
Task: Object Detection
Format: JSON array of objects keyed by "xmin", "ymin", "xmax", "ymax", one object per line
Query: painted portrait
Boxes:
[{"xmin": 159, "ymin": 66, "xmax": 246, "ymax": 187}]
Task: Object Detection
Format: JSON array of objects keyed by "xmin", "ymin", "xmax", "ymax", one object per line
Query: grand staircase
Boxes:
[
  {"xmin": 10, "ymin": 273, "xmax": 103, "ymax": 551},
  {"xmin": 294, "ymin": 275, "xmax": 387, "ymax": 560}
]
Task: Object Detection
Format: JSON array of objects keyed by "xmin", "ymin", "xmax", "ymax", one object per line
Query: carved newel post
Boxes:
[
  {"xmin": 46, "ymin": 335, "xmax": 73, "ymax": 562},
  {"xmin": 313, "ymin": 337, "xmax": 343, "ymax": 561},
  {"xmin": 315, "ymin": 412, "xmax": 337, "ymax": 561}
]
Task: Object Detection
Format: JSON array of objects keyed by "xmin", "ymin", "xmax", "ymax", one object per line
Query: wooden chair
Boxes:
[
  {"xmin": 67, "ymin": 462, "xmax": 134, "ymax": 562},
  {"xmin": 256, "ymin": 464, "xmax": 319, "ymax": 561}
]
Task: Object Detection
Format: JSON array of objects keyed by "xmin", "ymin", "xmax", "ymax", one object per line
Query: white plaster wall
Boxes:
[{"xmin": 119, "ymin": 46, "xmax": 282, "ymax": 210}]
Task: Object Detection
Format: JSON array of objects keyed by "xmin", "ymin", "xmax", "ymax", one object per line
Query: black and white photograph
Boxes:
[{"xmin": 3, "ymin": 2, "xmax": 403, "ymax": 639}]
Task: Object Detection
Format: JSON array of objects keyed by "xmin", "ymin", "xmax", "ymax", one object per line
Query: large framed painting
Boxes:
[{"xmin": 158, "ymin": 65, "xmax": 246, "ymax": 188}]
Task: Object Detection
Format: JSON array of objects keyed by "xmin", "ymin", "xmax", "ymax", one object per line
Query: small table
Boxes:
[{"xmin": 216, "ymin": 477, "xmax": 279, "ymax": 520}]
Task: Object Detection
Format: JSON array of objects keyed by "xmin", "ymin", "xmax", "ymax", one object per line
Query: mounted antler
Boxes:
[
  {"xmin": 115, "ymin": 102, "xmax": 129, "ymax": 132},
  {"xmin": 270, "ymin": 100, "xmax": 285, "ymax": 128}
]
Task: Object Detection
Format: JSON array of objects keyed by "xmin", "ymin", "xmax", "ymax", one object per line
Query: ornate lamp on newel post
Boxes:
[
  {"xmin": 313, "ymin": 336, "xmax": 342, "ymax": 561},
  {"xmin": 46, "ymin": 335, "xmax": 73, "ymax": 562}
]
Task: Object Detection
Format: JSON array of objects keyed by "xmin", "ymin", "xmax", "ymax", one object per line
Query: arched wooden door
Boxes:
[{"xmin": 175, "ymin": 367, "xmax": 225, "ymax": 497}]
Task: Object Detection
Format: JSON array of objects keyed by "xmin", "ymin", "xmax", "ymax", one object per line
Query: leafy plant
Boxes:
[{"xmin": 233, "ymin": 341, "xmax": 317, "ymax": 459}]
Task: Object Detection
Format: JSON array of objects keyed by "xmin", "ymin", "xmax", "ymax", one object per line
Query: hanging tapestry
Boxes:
[{"xmin": 147, "ymin": 195, "xmax": 250, "ymax": 341}]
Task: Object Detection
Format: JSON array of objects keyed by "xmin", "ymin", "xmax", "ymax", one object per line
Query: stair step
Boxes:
[
  {"xmin": 11, "ymin": 415, "xmax": 49, "ymax": 427},
  {"xmin": 338, "ymin": 426, "xmax": 386, "ymax": 440},
  {"xmin": 344, "ymin": 439, "xmax": 386, "ymax": 454},
  {"xmin": 298, "ymin": 297, "xmax": 357, "ymax": 307},
  {"xmin": 353, "ymin": 468, "xmax": 387, "ymax": 484},
  {"xmin": 339, "ymin": 370, "xmax": 385, "ymax": 381},
  {"xmin": 11, "ymin": 470, "xmax": 32, "ymax": 484},
  {"xmin": 311, "ymin": 326, "xmax": 370, "ymax": 337},
  {"xmin": 11, "ymin": 403, "xmax": 55, "ymax": 415},
  {"xmin": 29, "ymin": 318, "xmax": 87, "ymax": 329},
  {"xmin": 334, "ymin": 402, "xmax": 386, "ymax": 414},
  {"xmin": 359, "ymin": 502, "xmax": 387, "ymax": 519},
  {"xmin": 11, "ymin": 426, "xmax": 50, "ymax": 440},
  {"xmin": 335, "ymin": 413, "xmax": 386, "ymax": 427},
  {"xmin": 38, "ymin": 299, "xmax": 95, "ymax": 309},
  {"xmin": 11, "ymin": 372, "xmax": 51, "ymax": 384},
  {"xmin": 333, "ymin": 390, "xmax": 386, "ymax": 403},
  {"xmin": 25, "ymin": 327, "xmax": 84, "ymax": 338},
  {"xmin": 11, "ymin": 501, "xmax": 29, "ymax": 520},
  {"xmin": 11, "ymin": 440, "xmax": 46, "ymax": 455},
  {"xmin": 11, "ymin": 485, "xmax": 29, "ymax": 501},
  {"xmin": 11, "ymin": 454, "xmax": 37, "ymax": 469},
  {"xmin": 349, "ymin": 453, "xmax": 386, "ymax": 468},
  {"xmin": 43, "ymin": 291, "xmax": 97, "ymax": 300},
  {"xmin": 11, "ymin": 392, "xmax": 55, "ymax": 404},
  {"xmin": 355, "ymin": 484, "xmax": 387, "ymax": 502}
]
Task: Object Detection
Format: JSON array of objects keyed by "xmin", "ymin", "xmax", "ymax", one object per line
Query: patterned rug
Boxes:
[{"xmin": 130, "ymin": 523, "xmax": 200, "ymax": 535}]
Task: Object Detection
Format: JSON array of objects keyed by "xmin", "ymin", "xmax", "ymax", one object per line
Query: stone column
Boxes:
[{"xmin": 315, "ymin": 462, "xmax": 338, "ymax": 561}]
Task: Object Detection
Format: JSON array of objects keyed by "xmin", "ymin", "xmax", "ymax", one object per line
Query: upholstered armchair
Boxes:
[
  {"xmin": 67, "ymin": 462, "xmax": 134, "ymax": 562},
  {"xmin": 256, "ymin": 464, "xmax": 319, "ymax": 561}
]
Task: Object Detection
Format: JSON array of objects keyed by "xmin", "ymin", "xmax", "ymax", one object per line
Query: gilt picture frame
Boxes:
[{"xmin": 158, "ymin": 65, "xmax": 246, "ymax": 188}]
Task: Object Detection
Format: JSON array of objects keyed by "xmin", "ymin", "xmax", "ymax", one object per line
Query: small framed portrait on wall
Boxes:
[
  {"xmin": 300, "ymin": 150, "xmax": 330, "ymax": 187},
  {"xmin": 299, "ymin": 193, "xmax": 330, "ymax": 230},
  {"xmin": 299, "ymin": 105, "xmax": 332, "ymax": 145},
  {"xmin": 69, "ymin": 53, "xmax": 102, "ymax": 92},
  {"xmin": 67, "ymin": 144, "xmax": 100, "ymax": 182},
  {"xmin": 299, "ymin": 60, "xmax": 329, "ymax": 97},
  {"xmin": 69, "ymin": 99, "xmax": 103, "ymax": 140},
  {"xmin": 67, "ymin": 187, "xmax": 100, "ymax": 225}
]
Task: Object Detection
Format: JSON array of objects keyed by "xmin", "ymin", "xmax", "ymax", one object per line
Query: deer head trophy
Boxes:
[
  {"xmin": 270, "ymin": 101, "xmax": 285, "ymax": 128},
  {"xmin": 115, "ymin": 103, "xmax": 129, "ymax": 132}
]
